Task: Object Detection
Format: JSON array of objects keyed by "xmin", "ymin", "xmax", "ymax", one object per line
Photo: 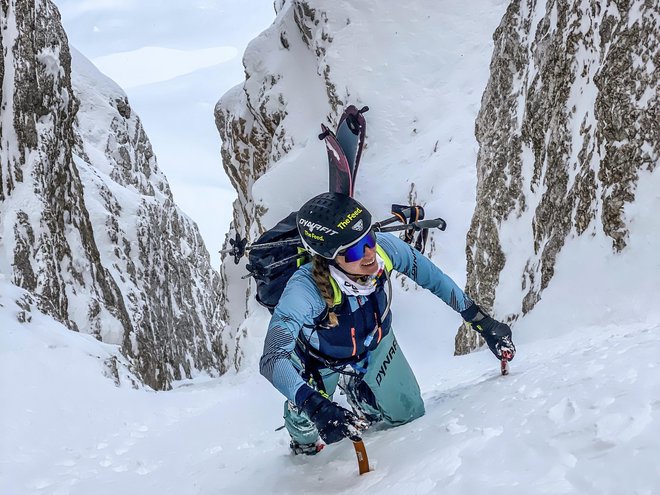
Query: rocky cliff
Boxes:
[
  {"xmin": 1, "ymin": 0, "xmax": 226, "ymax": 389},
  {"xmin": 456, "ymin": 0, "xmax": 658, "ymax": 353}
]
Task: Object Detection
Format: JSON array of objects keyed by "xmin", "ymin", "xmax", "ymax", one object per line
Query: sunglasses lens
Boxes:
[{"xmin": 342, "ymin": 231, "xmax": 377, "ymax": 262}]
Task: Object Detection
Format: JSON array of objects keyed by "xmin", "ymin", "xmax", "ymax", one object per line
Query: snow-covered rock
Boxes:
[
  {"xmin": 1, "ymin": 0, "xmax": 226, "ymax": 389},
  {"xmin": 456, "ymin": 0, "xmax": 659, "ymax": 353}
]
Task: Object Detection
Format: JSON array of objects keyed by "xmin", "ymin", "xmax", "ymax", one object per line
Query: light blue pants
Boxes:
[{"xmin": 284, "ymin": 329, "xmax": 425, "ymax": 445}]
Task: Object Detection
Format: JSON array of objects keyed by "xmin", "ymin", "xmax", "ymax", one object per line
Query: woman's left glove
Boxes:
[{"xmin": 461, "ymin": 303, "xmax": 516, "ymax": 360}]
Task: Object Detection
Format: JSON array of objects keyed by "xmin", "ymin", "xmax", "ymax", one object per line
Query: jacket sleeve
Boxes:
[
  {"xmin": 259, "ymin": 269, "xmax": 326, "ymax": 404},
  {"xmin": 376, "ymin": 232, "xmax": 474, "ymax": 313}
]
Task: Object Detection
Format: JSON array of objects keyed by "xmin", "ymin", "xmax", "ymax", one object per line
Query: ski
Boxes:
[
  {"xmin": 320, "ymin": 105, "xmax": 369, "ymax": 197},
  {"xmin": 335, "ymin": 105, "xmax": 368, "ymax": 182},
  {"xmin": 321, "ymin": 124, "xmax": 354, "ymax": 196}
]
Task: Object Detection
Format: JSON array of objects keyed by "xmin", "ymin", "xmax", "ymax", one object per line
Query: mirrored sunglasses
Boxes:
[{"xmin": 340, "ymin": 230, "xmax": 377, "ymax": 262}]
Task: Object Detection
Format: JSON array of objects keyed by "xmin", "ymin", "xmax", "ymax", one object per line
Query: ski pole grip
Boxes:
[
  {"xmin": 414, "ymin": 218, "xmax": 447, "ymax": 231},
  {"xmin": 373, "ymin": 215, "xmax": 402, "ymax": 230},
  {"xmin": 374, "ymin": 217, "xmax": 446, "ymax": 233}
]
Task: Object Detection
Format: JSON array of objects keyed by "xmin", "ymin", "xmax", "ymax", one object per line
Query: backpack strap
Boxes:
[
  {"xmin": 376, "ymin": 244, "xmax": 393, "ymax": 273},
  {"xmin": 328, "ymin": 276, "xmax": 343, "ymax": 307},
  {"xmin": 296, "ymin": 247, "xmax": 309, "ymax": 267}
]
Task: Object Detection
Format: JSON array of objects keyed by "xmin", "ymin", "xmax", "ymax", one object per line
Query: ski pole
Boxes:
[
  {"xmin": 374, "ymin": 205, "xmax": 422, "ymax": 230},
  {"xmin": 222, "ymin": 214, "xmax": 446, "ymax": 265},
  {"xmin": 219, "ymin": 232, "xmax": 303, "ymax": 264},
  {"xmin": 375, "ymin": 217, "xmax": 447, "ymax": 233},
  {"xmin": 373, "ymin": 215, "xmax": 403, "ymax": 230},
  {"xmin": 219, "ymin": 237, "xmax": 302, "ymax": 255},
  {"xmin": 413, "ymin": 218, "xmax": 446, "ymax": 231},
  {"xmin": 241, "ymin": 251, "xmax": 308, "ymax": 279}
]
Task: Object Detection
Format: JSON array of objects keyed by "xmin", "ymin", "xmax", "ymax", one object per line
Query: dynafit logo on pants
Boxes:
[{"xmin": 376, "ymin": 338, "xmax": 398, "ymax": 386}]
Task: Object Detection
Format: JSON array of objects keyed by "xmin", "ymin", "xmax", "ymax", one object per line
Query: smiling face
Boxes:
[{"xmin": 335, "ymin": 244, "xmax": 379, "ymax": 277}]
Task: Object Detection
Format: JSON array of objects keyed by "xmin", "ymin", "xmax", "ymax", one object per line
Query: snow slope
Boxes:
[{"xmin": 2, "ymin": 279, "xmax": 659, "ymax": 494}]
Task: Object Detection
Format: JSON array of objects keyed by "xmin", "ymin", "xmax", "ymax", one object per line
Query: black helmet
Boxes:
[{"xmin": 296, "ymin": 192, "xmax": 373, "ymax": 259}]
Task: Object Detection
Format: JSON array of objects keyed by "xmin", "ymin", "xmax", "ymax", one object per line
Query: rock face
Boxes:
[
  {"xmin": 1, "ymin": 0, "xmax": 226, "ymax": 389},
  {"xmin": 214, "ymin": 0, "xmax": 335, "ymax": 369},
  {"xmin": 456, "ymin": 0, "xmax": 658, "ymax": 353}
]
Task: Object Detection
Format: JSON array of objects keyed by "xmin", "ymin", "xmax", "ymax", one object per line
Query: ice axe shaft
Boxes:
[{"xmin": 350, "ymin": 436, "xmax": 370, "ymax": 475}]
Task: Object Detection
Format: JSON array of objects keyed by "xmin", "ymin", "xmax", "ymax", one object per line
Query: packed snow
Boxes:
[{"xmin": 2, "ymin": 276, "xmax": 659, "ymax": 494}]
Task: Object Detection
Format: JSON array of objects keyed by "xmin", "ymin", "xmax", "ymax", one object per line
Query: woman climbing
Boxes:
[{"xmin": 259, "ymin": 192, "xmax": 516, "ymax": 455}]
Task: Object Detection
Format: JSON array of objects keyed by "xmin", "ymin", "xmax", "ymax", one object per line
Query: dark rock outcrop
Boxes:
[{"xmin": 456, "ymin": 0, "xmax": 658, "ymax": 354}]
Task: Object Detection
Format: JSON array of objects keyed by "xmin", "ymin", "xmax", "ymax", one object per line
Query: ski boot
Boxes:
[{"xmin": 289, "ymin": 438, "xmax": 325, "ymax": 456}]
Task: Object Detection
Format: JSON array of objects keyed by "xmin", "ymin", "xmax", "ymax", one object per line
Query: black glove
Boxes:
[
  {"xmin": 461, "ymin": 303, "xmax": 516, "ymax": 360},
  {"xmin": 299, "ymin": 391, "xmax": 361, "ymax": 444}
]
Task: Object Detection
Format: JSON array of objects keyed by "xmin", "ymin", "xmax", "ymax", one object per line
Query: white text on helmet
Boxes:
[{"xmin": 298, "ymin": 218, "xmax": 339, "ymax": 236}]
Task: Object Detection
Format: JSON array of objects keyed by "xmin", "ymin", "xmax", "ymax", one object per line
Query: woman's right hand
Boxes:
[{"xmin": 300, "ymin": 391, "xmax": 363, "ymax": 444}]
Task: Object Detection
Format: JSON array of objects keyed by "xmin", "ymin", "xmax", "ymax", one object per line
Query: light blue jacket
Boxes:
[{"xmin": 259, "ymin": 233, "xmax": 473, "ymax": 403}]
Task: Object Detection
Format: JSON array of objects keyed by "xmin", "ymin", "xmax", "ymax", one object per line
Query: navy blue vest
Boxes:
[{"xmin": 303, "ymin": 273, "xmax": 392, "ymax": 362}]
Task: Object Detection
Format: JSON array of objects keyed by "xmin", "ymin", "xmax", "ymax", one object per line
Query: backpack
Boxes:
[{"xmin": 245, "ymin": 211, "xmax": 309, "ymax": 313}]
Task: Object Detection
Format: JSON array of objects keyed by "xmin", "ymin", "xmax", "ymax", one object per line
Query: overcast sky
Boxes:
[{"xmin": 54, "ymin": 0, "xmax": 276, "ymax": 267}]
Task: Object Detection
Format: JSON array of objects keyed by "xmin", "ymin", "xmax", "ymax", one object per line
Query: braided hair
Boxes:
[{"xmin": 311, "ymin": 256, "xmax": 339, "ymax": 327}]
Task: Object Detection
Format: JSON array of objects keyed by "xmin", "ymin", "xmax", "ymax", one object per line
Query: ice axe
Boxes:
[
  {"xmin": 350, "ymin": 435, "xmax": 370, "ymax": 475},
  {"xmin": 500, "ymin": 348, "xmax": 514, "ymax": 376}
]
